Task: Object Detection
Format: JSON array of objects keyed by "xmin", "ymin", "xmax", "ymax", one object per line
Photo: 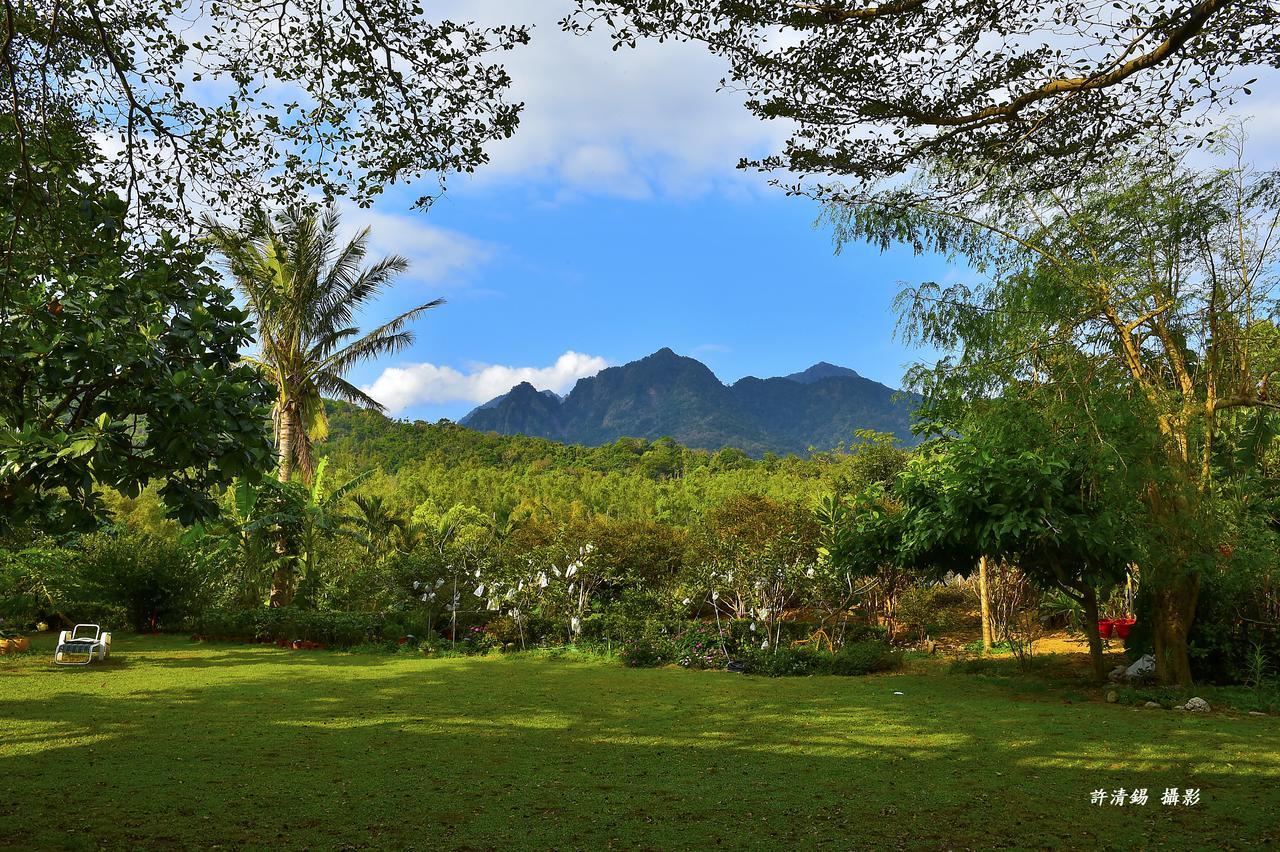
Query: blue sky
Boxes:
[
  {"xmin": 333, "ymin": 2, "xmax": 1280, "ymax": 424},
  {"xmin": 350, "ymin": 185, "xmax": 956, "ymax": 422},
  {"xmin": 338, "ymin": 2, "xmax": 963, "ymax": 423}
]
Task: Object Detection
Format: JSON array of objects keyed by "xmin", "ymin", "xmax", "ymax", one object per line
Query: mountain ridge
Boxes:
[{"xmin": 459, "ymin": 349, "xmax": 917, "ymax": 456}]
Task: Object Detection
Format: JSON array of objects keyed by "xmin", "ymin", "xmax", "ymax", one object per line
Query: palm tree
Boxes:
[
  {"xmin": 205, "ymin": 206, "xmax": 441, "ymax": 484},
  {"xmin": 350, "ymin": 494, "xmax": 406, "ymax": 557}
]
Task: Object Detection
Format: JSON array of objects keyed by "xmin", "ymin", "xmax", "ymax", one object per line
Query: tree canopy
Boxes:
[
  {"xmin": 0, "ymin": 160, "xmax": 273, "ymax": 530},
  {"xmin": 567, "ymin": 0, "xmax": 1277, "ymax": 194},
  {"xmin": 1, "ymin": 0, "xmax": 530, "ymax": 226}
]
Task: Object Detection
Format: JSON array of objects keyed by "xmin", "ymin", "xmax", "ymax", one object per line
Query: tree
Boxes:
[
  {"xmin": 568, "ymin": 0, "xmax": 1276, "ymax": 195},
  {"xmin": 0, "ymin": 157, "xmax": 273, "ymax": 531},
  {"xmin": 350, "ymin": 494, "xmax": 406, "ymax": 558},
  {"xmin": 206, "ymin": 206, "xmax": 442, "ymax": 484},
  {"xmin": 689, "ymin": 494, "xmax": 819, "ymax": 651},
  {"xmin": 889, "ymin": 398, "xmax": 1142, "ymax": 681},
  {"xmin": 853, "ymin": 145, "xmax": 1280, "ymax": 684},
  {"xmin": 1, "ymin": 0, "xmax": 530, "ymax": 228}
]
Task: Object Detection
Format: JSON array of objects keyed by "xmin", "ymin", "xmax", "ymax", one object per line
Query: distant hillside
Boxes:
[{"xmin": 459, "ymin": 348, "xmax": 918, "ymax": 456}]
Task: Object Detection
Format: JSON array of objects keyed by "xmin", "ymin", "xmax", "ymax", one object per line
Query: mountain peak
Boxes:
[
  {"xmin": 785, "ymin": 362, "xmax": 863, "ymax": 384},
  {"xmin": 461, "ymin": 350, "xmax": 915, "ymax": 454}
]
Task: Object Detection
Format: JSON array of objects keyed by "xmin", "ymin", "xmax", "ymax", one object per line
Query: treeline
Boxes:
[{"xmin": 318, "ymin": 402, "xmax": 896, "ymax": 526}]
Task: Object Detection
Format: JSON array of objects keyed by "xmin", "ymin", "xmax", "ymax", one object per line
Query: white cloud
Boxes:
[
  {"xmin": 336, "ymin": 201, "xmax": 493, "ymax": 285},
  {"xmin": 363, "ymin": 350, "xmax": 608, "ymax": 413},
  {"xmin": 435, "ymin": 1, "xmax": 789, "ymax": 201}
]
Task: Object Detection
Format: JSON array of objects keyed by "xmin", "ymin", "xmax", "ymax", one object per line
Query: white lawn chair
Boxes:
[{"xmin": 54, "ymin": 624, "xmax": 111, "ymax": 665}]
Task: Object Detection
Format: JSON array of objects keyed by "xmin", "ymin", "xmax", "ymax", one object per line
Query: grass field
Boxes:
[{"xmin": 2, "ymin": 635, "xmax": 1277, "ymax": 850}]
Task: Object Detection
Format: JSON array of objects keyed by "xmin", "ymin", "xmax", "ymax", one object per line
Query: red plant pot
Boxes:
[
  {"xmin": 1097, "ymin": 619, "xmax": 1114, "ymax": 639},
  {"xmin": 1114, "ymin": 619, "xmax": 1135, "ymax": 640}
]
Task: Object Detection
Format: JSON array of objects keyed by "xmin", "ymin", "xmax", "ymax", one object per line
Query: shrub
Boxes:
[
  {"xmin": 78, "ymin": 531, "xmax": 214, "ymax": 631},
  {"xmin": 192, "ymin": 608, "xmax": 384, "ymax": 648},
  {"xmin": 619, "ymin": 634, "xmax": 669, "ymax": 668},
  {"xmin": 745, "ymin": 644, "xmax": 826, "ymax": 677},
  {"xmin": 668, "ymin": 622, "xmax": 727, "ymax": 669},
  {"xmin": 896, "ymin": 584, "xmax": 977, "ymax": 640},
  {"xmin": 829, "ymin": 640, "xmax": 901, "ymax": 676}
]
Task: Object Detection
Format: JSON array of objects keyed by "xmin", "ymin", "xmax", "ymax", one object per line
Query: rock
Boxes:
[
  {"xmin": 1144, "ymin": 701, "xmax": 1162, "ymax": 708},
  {"xmin": 1106, "ymin": 690, "xmax": 1119, "ymax": 703},
  {"xmin": 1173, "ymin": 704, "xmax": 1187, "ymax": 711},
  {"xmin": 1124, "ymin": 654, "xmax": 1157, "ymax": 681},
  {"xmin": 1184, "ymin": 697, "xmax": 1210, "ymax": 713},
  {"xmin": 1108, "ymin": 665, "xmax": 1127, "ymax": 683},
  {"xmin": 1249, "ymin": 711, "xmax": 1267, "ymax": 716}
]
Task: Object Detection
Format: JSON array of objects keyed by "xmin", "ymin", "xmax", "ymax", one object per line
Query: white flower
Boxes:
[
  {"xmin": 805, "ymin": 567, "xmax": 816, "ymax": 579},
  {"xmin": 570, "ymin": 616, "xmax": 581, "ymax": 633},
  {"xmin": 761, "ymin": 638, "xmax": 770, "ymax": 649},
  {"xmin": 711, "ymin": 590, "xmax": 719, "ymax": 601},
  {"xmin": 420, "ymin": 593, "xmax": 430, "ymax": 602},
  {"xmin": 412, "ymin": 581, "xmax": 421, "ymax": 590},
  {"xmin": 681, "ymin": 597, "xmax": 691, "ymax": 606},
  {"xmin": 538, "ymin": 572, "xmax": 549, "ymax": 589},
  {"xmin": 474, "ymin": 584, "xmax": 485, "ymax": 597},
  {"xmin": 750, "ymin": 622, "xmax": 757, "ymax": 632},
  {"xmin": 435, "ymin": 578, "xmax": 444, "ymax": 588}
]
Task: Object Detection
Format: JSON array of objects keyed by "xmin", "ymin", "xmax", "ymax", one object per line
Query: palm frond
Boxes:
[
  {"xmin": 314, "ymin": 374, "xmax": 387, "ymax": 413},
  {"xmin": 322, "ymin": 299, "xmax": 444, "ymax": 377}
]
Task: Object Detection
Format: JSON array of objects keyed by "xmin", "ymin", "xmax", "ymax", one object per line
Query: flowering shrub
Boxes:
[{"xmin": 668, "ymin": 622, "xmax": 727, "ymax": 669}]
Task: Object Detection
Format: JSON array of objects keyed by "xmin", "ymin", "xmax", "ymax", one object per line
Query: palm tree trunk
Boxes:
[
  {"xmin": 277, "ymin": 401, "xmax": 295, "ymax": 483},
  {"xmin": 269, "ymin": 401, "xmax": 296, "ymax": 606}
]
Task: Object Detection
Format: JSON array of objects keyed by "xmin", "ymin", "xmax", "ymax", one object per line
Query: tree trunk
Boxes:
[
  {"xmin": 268, "ymin": 561, "xmax": 294, "ymax": 608},
  {"xmin": 269, "ymin": 401, "xmax": 295, "ymax": 606},
  {"xmin": 277, "ymin": 402, "xmax": 294, "ymax": 483},
  {"xmin": 978, "ymin": 555, "xmax": 994, "ymax": 651},
  {"xmin": 1153, "ymin": 578, "xmax": 1198, "ymax": 686},
  {"xmin": 1079, "ymin": 584, "xmax": 1106, "ymax": 683}
]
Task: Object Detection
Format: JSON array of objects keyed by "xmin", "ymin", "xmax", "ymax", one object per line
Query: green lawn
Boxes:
[{"xmin": 2, "ymin": 636, "xmax": 1277, "ymax": 850}]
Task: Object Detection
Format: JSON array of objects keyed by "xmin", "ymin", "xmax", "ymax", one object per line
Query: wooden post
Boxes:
[{"xmin": 978, "ymin": 555, "xmax": 994, "ymax": 651}]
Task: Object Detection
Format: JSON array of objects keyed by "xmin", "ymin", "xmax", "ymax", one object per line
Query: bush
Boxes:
[
  {"xmin": 78, "ymin": 531, "xmax": 214, "ymax": 631},
  {"xmin": 896, "ymin": 584, "xmax": 977, "ymax": 640},
  {"xmin": 744, "ymin": 644, "xmax": 826, "ymax": 677},
  {"xmin": 192, "ymin": 608, "xmax": 384, "ymax": 648},
  {"xmin": 0, "ymin": 543, "xmax": 84, "ymax": 628},
  {"xmin": 829, "ymin": 640, "xmax": 901, "ymax": 675},
  {"xmin": 620, "ymin": 634, "xmax": 669, "ymax": 668}
]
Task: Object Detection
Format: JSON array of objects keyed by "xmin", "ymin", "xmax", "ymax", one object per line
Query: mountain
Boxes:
[
  {"xmin": 783, "ymin": 362, "xmax": 862, "ymax": 384},
  {"xmin": 460, "ymin": 348, "xmax": 918, "ymax": 456}
]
